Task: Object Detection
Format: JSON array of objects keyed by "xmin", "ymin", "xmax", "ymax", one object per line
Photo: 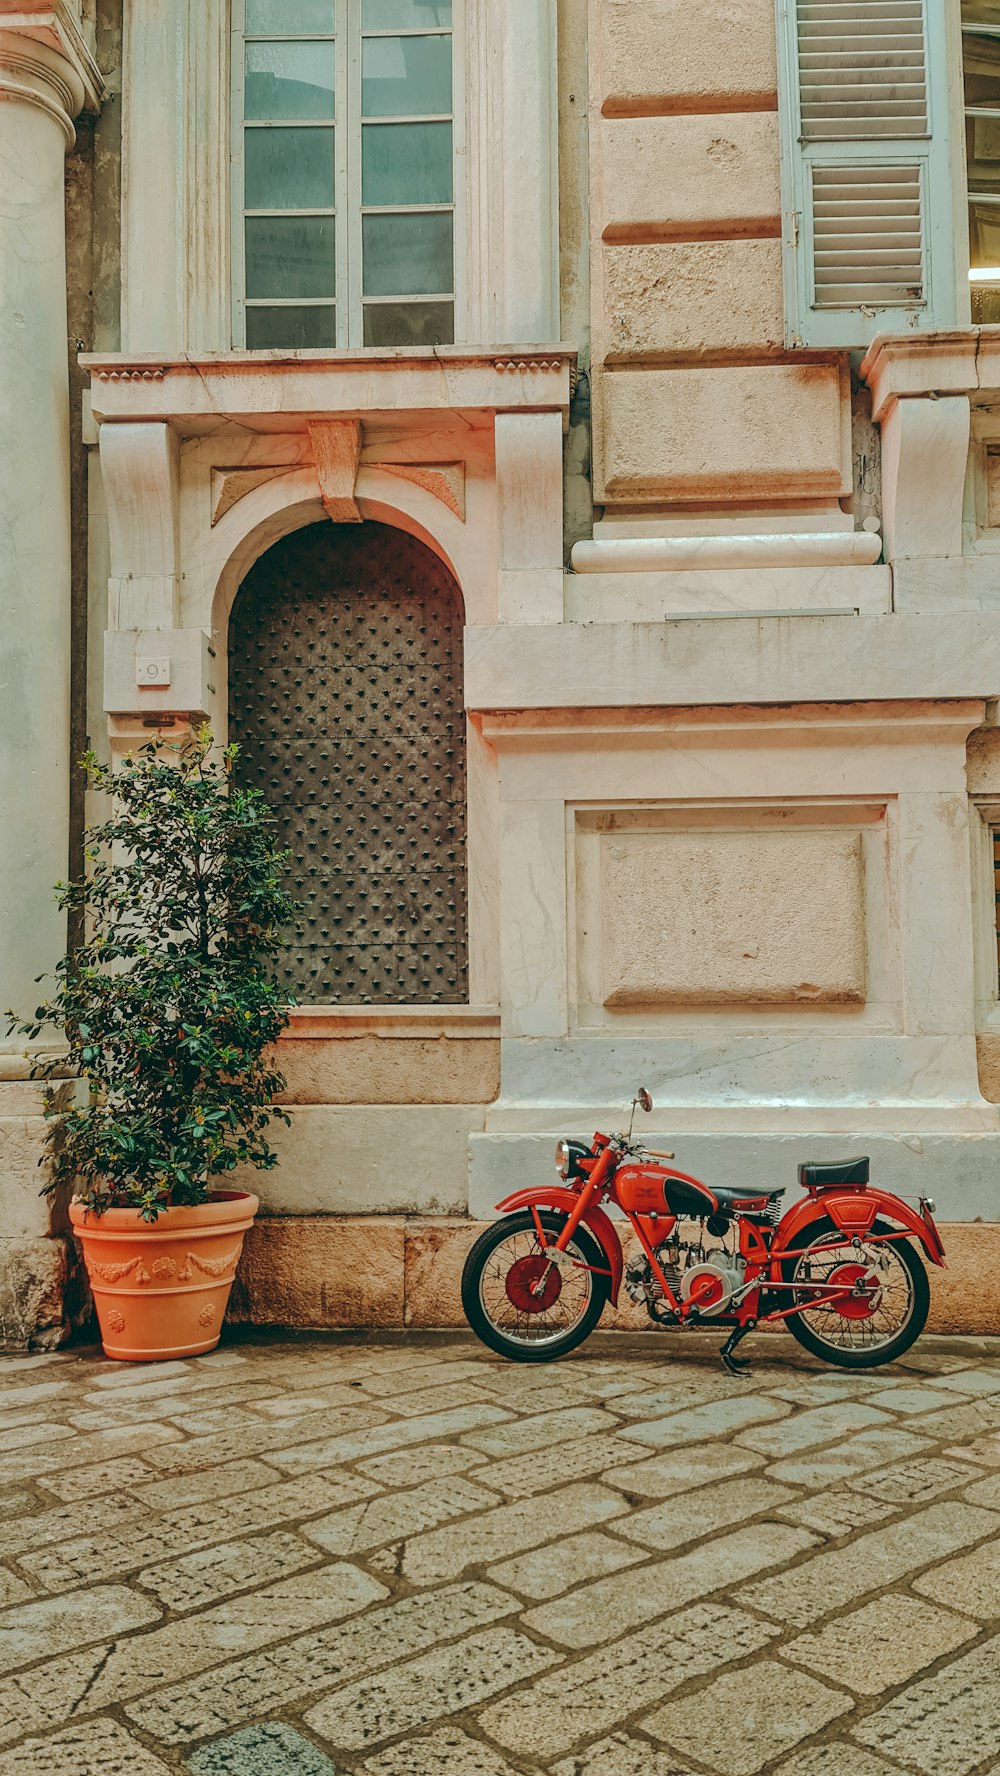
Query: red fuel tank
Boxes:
[{"xmin": 615, "ymin": 1163, "xmax": 717, "ymax": 1219}]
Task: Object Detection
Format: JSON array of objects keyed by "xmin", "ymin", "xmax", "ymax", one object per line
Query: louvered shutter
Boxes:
[{"xmin": 777, "ymin": 0, "xmax": 961, "ymax": 347}]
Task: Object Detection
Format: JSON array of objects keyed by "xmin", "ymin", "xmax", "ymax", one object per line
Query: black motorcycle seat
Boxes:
[
  {"xmin": 713, "ymin": 1184, "xmax": 784, "ymax": 1208},
  {"xmin": 798, "ymin": 1156, "xmax": 870, "ymax": 1189}
]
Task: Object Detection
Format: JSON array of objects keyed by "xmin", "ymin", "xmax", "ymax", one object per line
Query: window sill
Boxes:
[{"xmin": 281, "ymin": 1005, "xmax": 500, "ymax": 1041}]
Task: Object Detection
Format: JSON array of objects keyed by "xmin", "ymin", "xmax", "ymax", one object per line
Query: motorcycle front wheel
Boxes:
[
  {"xmin": 461, "ymin": 1208, "xmax": 610, "ymax": 1362},
  {"xmin": 780, "ymin": 1214, "xmax": 930, "ymax": 1368}
]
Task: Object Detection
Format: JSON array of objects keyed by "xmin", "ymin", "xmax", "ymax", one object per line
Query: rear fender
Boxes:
[
  {"xmin": 495, "ymin": 1186, "xmax": 625, "ymax": 1305},
  {"xmin": 777, "ymin": 1188, "xmax": 946, "ymax": 1269}
]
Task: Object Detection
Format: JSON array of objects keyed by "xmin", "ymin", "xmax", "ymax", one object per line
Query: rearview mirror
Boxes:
[{"xmin": 637, "ymin": 1087, "xmax": 653, "ymax": 1113}]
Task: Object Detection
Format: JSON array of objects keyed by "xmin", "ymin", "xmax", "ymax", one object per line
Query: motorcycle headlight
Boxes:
[
  {"xmin": 554, "ymin": 1139, "xmax": 570, "ymax": 1178},
  {"xmin": 922, "ymin": 1196, "xmax": 937, "ymax": 1215}
]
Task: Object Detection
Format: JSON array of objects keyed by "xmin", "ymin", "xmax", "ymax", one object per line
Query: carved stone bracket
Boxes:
[
  {"xmin": 375, "ymin": 461, "xmax": 466, "ymax": 522},
  {"xmin": 210, "ymin": 465, "xmax": 295, "ymax": 526},
  {"xmin": 308, "ymin": 419, "xmax": 363, "ymax": 522}
]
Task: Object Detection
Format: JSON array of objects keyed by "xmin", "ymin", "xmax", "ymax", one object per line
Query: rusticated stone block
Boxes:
[
  {"xmin": 593, "ymin": 0, "xmax": 777, "ymax": 113},
  {"xmin": 596, "ymin": 363, "xmax": 850, "ymax": 503},
  {"xmin": 227, "ymin": 1217, "xmax": 405, "ymax": 1329},
  {"xmin": 0, "ymin": 1236, "xmax": 73, "ymax": 1351},
  {"xmin": 599, "ymin": 829, "xmax": 866, "ymax": 1006},
  {"xmin": 926, "ymin": 1222, "xmax": 1000, "ymax": 1335},
  {"xmin": 598, "ymin": 240, "xmax": 783, "ymax": 361},
  {"xmin": 595, "ymin": 114, "xmax": 780, "ymax": 237},
  {"xmin": 404, "ymin": 1218, "xmax": 479, "ymax": 1327},
  {"xmin": 276, "ymin": 1037, "xmax": 500, "ymax": 1106}
]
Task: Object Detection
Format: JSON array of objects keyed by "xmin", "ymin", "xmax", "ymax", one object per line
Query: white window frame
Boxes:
[{"xmin": 230, "ymin": 0, "xmax": 465, "ymax": 349}]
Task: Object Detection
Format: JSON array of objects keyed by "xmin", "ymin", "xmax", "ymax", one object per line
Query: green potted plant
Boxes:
[{"xmin": 7, "ymin": 730, "xmax": 295, "ymax": 1360}]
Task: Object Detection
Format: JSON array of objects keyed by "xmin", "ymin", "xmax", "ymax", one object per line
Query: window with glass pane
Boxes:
[
  {"xmin": 236, "ymin": 0, "xmax": 455, "ymax": 348},
  {"xmin": 963, "ymin": 4, "xmax": 1000, "ymax": 323}
]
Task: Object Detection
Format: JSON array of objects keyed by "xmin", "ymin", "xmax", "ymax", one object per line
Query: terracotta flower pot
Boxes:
[{"xmin": 70, "ymin": 1190, "xmax": 259, "ymax": 1361}]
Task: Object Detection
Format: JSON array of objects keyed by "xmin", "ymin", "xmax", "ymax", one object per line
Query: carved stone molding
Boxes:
[
  {"xmin": 211, "ymin": 466, "xmax": 295, "ymax": 526},
  {"xmin": 376, "ymin": 462, "xmax": 466, "ymax": 522},
  {"xmin": 0, "ymin": 28, "xmax": 97, "ymax": 146},
  {"xmin": 308, "ymin": 419, "xmax": 364, "ymax": 522}
]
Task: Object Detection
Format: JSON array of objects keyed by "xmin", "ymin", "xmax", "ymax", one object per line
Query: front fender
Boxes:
[
  {"xmin": 777, "ymin": 1189, "xmax": 946, "ymax": 1269},
  {"xmin": 495, "ymin": 1186, "xmax": 625, "ymax": 1305}
]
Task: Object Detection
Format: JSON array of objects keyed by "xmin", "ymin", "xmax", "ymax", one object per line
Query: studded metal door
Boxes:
[{"xmin": 229, "ymin": 520, "xmax": 467, "ymax": 1003}]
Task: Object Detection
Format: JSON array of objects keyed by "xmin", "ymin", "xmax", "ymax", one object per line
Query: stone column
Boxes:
[{"xmin": 0, "ymin": 29, "xmax": 95, "ymax": 1348}]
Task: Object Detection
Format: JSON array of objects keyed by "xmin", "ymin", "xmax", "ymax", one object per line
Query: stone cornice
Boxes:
[
  {"xmin": 0, "ymin": 9, "xmax": 102, "ymax": 137},
  {"xmin": 861, "ymin": 329, "xmax": 1000, "ymax": 422},
  {"xmin": 81, "ymin": 347, "xmax": 578, "ymax": 430}
]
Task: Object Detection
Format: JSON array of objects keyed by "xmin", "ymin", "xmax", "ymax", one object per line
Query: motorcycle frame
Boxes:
[{"xmin": 496, "ymin": 1142, "xmax": 945, "ymax": 1325}]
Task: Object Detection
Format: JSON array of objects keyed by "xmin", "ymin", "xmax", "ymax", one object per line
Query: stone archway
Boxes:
[{"xmin": 228, "ymin": 520, "xmax": 467, "ymax": 1005}]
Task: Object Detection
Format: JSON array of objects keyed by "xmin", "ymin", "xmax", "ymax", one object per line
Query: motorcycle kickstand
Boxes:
[{"xmin": 720, "ymin": 1319, "xmax": 756, "ymax": 1377}]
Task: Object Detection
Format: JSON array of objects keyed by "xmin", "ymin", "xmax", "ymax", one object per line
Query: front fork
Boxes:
[{"xmin": 528, "ymin": 1159, "xmax": 613, "ymax": 1297}]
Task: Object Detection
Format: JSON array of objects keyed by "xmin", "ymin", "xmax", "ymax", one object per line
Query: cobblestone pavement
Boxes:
[{"xmin": 2, "ymin": 1331, "xmax": 1000, "ymax": 1776}]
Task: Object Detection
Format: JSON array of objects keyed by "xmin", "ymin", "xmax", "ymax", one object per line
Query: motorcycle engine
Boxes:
[{"xmin": 624, "ymin": 1237, "xmax": 745, "ymax": 1321}]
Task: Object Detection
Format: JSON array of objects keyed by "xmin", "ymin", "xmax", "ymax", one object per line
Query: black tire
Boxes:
[
  {"xmin": 461, "ymin": 1209, "xmax": 609, "ymax": 1362},
  {"xmin": 781, "ymin": 1213, "xmax": 930, "ymax": 1369}
]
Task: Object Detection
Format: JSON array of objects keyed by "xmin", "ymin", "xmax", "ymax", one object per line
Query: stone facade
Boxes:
[{"xmin": 3, "ymin": 0, "xmax": 1000, "ymax": 1344}]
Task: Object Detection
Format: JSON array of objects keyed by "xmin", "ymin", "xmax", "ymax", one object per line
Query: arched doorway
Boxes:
[{"xmin": 228, "ymin": 520, "xmax": 467, "ymax": 1004}]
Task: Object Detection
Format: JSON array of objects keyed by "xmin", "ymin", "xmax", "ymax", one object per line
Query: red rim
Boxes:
[
  {"xmin": 504, "ymin": 1254, "xmax": 563, "ymax": 1314},
  {"xmin": 825, "ymin": 1261, "xmax": 882, "ymax": 1320}
]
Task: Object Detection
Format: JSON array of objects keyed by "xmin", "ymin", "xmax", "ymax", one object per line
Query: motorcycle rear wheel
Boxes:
[
  {"xmin": 780, "ymin": 1213, "xmax": 929, "ymax": 1368},
  {"xmin": 462, "ymin": 1209, "xmax": 609, "ymax": 1362}
]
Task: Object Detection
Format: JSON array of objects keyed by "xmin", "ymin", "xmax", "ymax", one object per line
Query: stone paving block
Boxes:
[
  {"xmin": 551, "ymin": 1735, "xmax": 700, "ymax": 1776},
  {"xmin": 914, "ymin": 1534, "xmax": 1000, "ymax": 1618},
  {"xmin": 477, "ymin": 1601, "xmax": 780, "ymax": 1761},
  {"xmin": 268, "ymin": 1402, "xmax": 512, "ymax": 1473},
  {"xmin": 88, "ymin": 1359, "xmax": 195, "ymax": 1390},
  {"xmin": 20, "ymin": 1470, "xmax": 382, "ymax": 1592},
  {"xmin": 521, "ymin": 1522, "xmax": 815, "ymax": 1648},
  {"xmin": 776, "ymin": 1488, "xmax": 899, "ymax": 1536},
  {"xmin": 360, "ymin": 1360, "xmax": 491, "ymax": 1397},
  {"xmin": 143, "ymin": 1403, "xmax": 394, "ymax": 1473},
  {"xmin": 302, "ymin": 1475, "xmax": 499, "ymax": 1557},
  {"xmin": 612, "ymin": 1475, "xmax": 798, "ymax": 1552},
  {"xmin": 848, "ymin": 1456, "xmax": 977, "ymax": 1505},
  {"xmin": 599, "ymin": 1443, "xmax": 763, "ymax": 1498},
  {"xmin": 0, "ymin": 1573, "xmax": 30, "ymax": 1611},
  {"xmin": 466, "ymin": 1433, "xmax": 646, "ymax": 1499},
  {"xmin": 353, "ymin": 1379, "xmax": 492, "ymax": 1419},
  {"xmin": 644, "ymin": 1661, "xmax": 851, "ymax": 1775},
  {"xmin": 132, "ymin": 1457, "xmax": 290, "ymax": 1510},
  {"xmin": 136, "ymin": 1529, "xmax": 322, "ymax": 1612},
  {"xmin": 782, "ymin": 1592, "xmax": 978, "ymax": 1693},
  {"xmin": 0, "ymin": 1421, "xmax": 75, "ymax": 1455},
  {"xmin": 771, "ymin": 1742, "xmax": 905, "ymax": 1776},
  {"xmin": 356, "ymin": 1444, "xmax": 481, "ymax": 1488},
  {"xmin": 930, "ymin": 1368, "xmax": 1000, "ymax": 1396},
  {"xmin": 187, "ymin": 1722, "xmax": 336, "ymax": 1775},
  {"xmin": 0, "ymin": 1494, "xmax": 32, "ymax": 1523},
  {"xmin": 0, "ymin": 1718, "xmax": 173, "ymax": 1775},
  {"xmin": 0, "ymin": 1425, "xmax": 178, "ymax": 1484},
  {"xmin": 765, "ymin": 1426, "xmax": 931, "ymax": 1487},
  {"xmin": 304, "ymin": 1625, "xmax": 560, "ymax": 1750},
  {"xmin": 853, "ymin": 1633, "xmax": 1000, "ymax": 1776},
  {"xmin": 0, "ymin": 1563, "xmax": 385, "ymax": 1746},
  {"xmin": 598, "ymin": 1375, "xmax": 757, "ymax": 1418},
  {"xmin": 897, "ymin": 1399, "xmax": 1000, "ymax": 1445},
  {"xmin": 461, "ymin": 1406, "xmax": 625, "ymax": 1458},
  {"xmin": 38, "ymin": 1456, "xmax": 157, "ymax": 1501},
  {"xmin": 868, "ymin": 1385, "xmax": 965, "ymax": 1414},
  {"xmin": 619, "ymin": 1394, "xmax": 791, "ymax": 1449},
  {"xmin": 125, "ymin": 1581, "xmax": 516, "ymax": 1746},
  {"xmin": 487, "ymin": 1529, "xmax": 645, "ymax": 1599},
  {"xmin": 736, "ymin": 1400, "xmax": 891, "ymax": 1456},
  {"xmin": 401, "ymin": 1482, "xmax": 627, "ymax": 1585},
  {"xmin": 361, "ymin": 1725, "xmax": 523, "ymax": 1776},
  {"xmin": 962, "ymin": 1470, "xmax": 1000, "ymax": 1508},
  {"xmin": 736, "ymin": 1501, "xmax": 998, "ymax": 1626},
  {"xmin": 769, "ymin": 1375, "xmax": 887, "ymax": 1405},
  {"xmin": 0, "ymin": 1584, "xmax": 161, "ymax": 1675},
  {"xmin": 0, "ymin": 1378, "xmax": 72, "ymax": 1408},
  {"xmin": 946, "ymin": 1432, "xmax": 1000, "ymax": 1465}
]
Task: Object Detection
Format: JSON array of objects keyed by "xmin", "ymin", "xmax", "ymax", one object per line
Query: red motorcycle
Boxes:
[{"xmin": 461, "ymin": 1088, "xmax": 945, "ymax": 1373}]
